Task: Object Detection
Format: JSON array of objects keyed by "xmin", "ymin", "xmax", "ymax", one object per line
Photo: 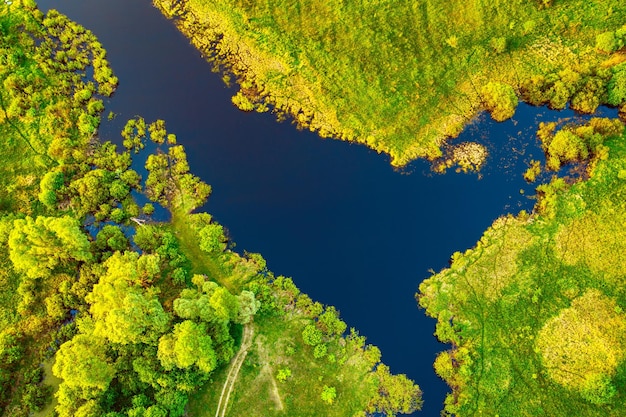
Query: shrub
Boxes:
[
  {"xmin": 321, "ymin": 385, "xmax": 337, "ymax": 405},
  {"xmin": 481, "ymin": 82, "xmax": 518, "ymax": 121}
]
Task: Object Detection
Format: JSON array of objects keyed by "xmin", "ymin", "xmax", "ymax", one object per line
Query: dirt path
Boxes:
[{"xmin": 215, "ymin": 323, "xmax": 254, "ymax": 417}]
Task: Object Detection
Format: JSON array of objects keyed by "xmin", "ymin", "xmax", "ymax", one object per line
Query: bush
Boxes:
[
  {"xmin": 302, "ymin": 324, "xmax": 323, "ymax": 346},
  {"xmin": 321, "ymin": 385, "xmax": 337, "ymax": 405},
  {"xmin": 276, "ymin": 367, "xmax": 291, "ymax": 382},
  {"xmin": 481, "ymin": 82, "xmax": 518, "ymax": 121},
  {"xmin": 608, "ymin": 64, "xmax": 626, "ymax": 106},
  {"xmin": 596, "ymin": 31, "xmax": 621, "ymax": 54}
]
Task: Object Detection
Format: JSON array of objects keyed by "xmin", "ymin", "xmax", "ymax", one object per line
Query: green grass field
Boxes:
[
  {"xmin": 188, "ymin": 313, "xmax": 379, "ymax": 417},
  {"xmin": 155, "ymin": 0, "xmax": 626, "ymax": 166},
  {"xmin": 419, "ymin": 124, "xmax": 626, "ymax": 416}
]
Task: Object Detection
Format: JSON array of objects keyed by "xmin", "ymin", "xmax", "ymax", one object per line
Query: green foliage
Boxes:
[
  {"xmin": 38, "ymin": 170, "xmax": 64, "ymax": 209},
  {"xmin": 9, "ymin": 215, "xmax": 92, "ymax": 278},
  {"xmin": 209, "ymin": 286, "xmax": 239, "ymax": 322},
  {"xmin": 94, "ymin": 225, "xmax": 129, "ymax": 254},
  {"xmin": 313, "ymin": 343, "xmax": 327, "ymax": 359},
  {"xmin": 595, "ymin": 31, "xmax": 621, "ymax": 53},
  {"xmin": 276, "ymin": 367, "xmax": 292, "ymax": 382},
  {"xmin": 86, "ymin": 252, "xmax": 170, "ymax": 345},
  {"xmin": 366, "ymin": 364, "xmax": 423, "ymax": 416},
  {"xmin": 321, "ymin": 385, "xmax": 337, "ymax": 405},
  {"xmin": 236, "ymin": 290, "xmax": 260, "ymax": 324},
  {"xmin": 481, "ymin": 82, "xmax": 518, "ymax": 121},
  {"xmin": 144, "ymin": 122, "xmax": 211, "ymax": 212},
  {"xmin": 53, "ymin": 334, "xmax": 114, "ymax": 393},
  {"xmin": 122, "ymin": 117, "xmax": 147, "ymax": 153},
  {"xmin": 302, "ymin": 324, "xmax": 323, "ymax": 346},
  {"xmin": 155, "ymin": 0, "xmax": 626, "ymax": 166},
  {"xmin": 198, "ymin": 222, "xmax": 226, "ymax": 253},
  {"xmin": 539, "ymin": 118, "xmax": 624, "ymax": 170},
  {"xmin": 419, "ymin": 128, "xmax": 626, "ymax": 415},
  {"xmin": 157, "ymin": 320, "xmax": 218, "ymax": 373},
  {"xmin": 607, "ymin": 63, "xmax": 626, "ymax": 106},
  {"xmin": 580, "ymin": 373, "xmax": 617, "ymax": 405}
]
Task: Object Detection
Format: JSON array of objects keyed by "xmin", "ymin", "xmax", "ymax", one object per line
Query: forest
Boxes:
[{"xmin": 0, "ymin": 2, "xmax": 420, "ymax": 417}]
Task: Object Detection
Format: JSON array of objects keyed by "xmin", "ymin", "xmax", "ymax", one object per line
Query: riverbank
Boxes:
[{"xmin": 153, "ymin": 0, "xmax": 626, "ymax": 166}]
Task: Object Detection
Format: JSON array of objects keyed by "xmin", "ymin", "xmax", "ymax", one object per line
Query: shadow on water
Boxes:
[{"xmin": 36, "ymin": 1, "xmax": 619, "ymax": 415}]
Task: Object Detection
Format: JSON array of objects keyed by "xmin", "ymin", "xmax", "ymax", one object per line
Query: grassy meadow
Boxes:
[
  {"xmin": 155, "ymin": 0, "xmax": 626, "ymax": 165},
  {"xmin": 419, "ymin": 121, "xmax": 626, "ymax": 416}
]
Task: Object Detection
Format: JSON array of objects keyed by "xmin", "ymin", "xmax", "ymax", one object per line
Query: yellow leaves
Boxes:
[
  {"xmin": 445, "ymin": 35, "xmax": 459, "ymax": 48},
  {"xmin": 536, "ymin": 290, "xmax": 626, "ymax": 391}
]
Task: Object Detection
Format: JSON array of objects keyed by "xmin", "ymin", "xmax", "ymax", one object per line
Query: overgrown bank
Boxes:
[
  {"xmin": 419, "ymin": 119, "xmax": 626, "ymax": 416},
  {"xmin": 153, "ymin": 0, "xmax": 626, "ymax": 166}
]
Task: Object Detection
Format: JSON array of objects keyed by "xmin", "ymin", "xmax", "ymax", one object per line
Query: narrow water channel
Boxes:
[{"xmin": 36, "ymin": 1, "xmax": 618, "ymax": 415}]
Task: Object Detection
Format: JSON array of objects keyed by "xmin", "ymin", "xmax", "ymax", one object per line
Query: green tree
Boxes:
[
  {"xmin": 209, "ymin": 286, "xmax": 239, "ymax": 322},
  {"xmin": 302, "ymin": 324, "xmax": 323, "ymax": 346},
  {"xmin": 9, "ymin": 216, "xmax": 92, "ymax": 278},
  {"xmin": 236, "ymin": 290, "xmax": 260, "ymax": 324},
  {"xmin": 157, "ymin": 320, "xmax": 218, "ymax": 373},
  {"xmin": 86, "ymin": 252, "xmax": 170, "ymax": 345},
  {"xmin": 198, "ymin": 223, "xmax": 226, "ymax": 253},
  {"xmin": 94, "ymin": 225, "xmax": 128, "ymax": 253},
  {"xmin": 607, "ymin": 64, "xmax": 626, "ymax": 106},
  {"xmin": 367, "ymin": 364, "xmax": 423, "ymax": 416},
  {"xmin": 53, "ymin": 334, "xmax": 114, "ymax": 393},
  {"xmin": 38, "ymin": 170, "xmax": 64, "ymax": 208}
]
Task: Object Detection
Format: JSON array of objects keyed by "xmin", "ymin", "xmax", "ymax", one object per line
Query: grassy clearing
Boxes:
[
  {"xmin": 418, "ymin": 125, "xmax": 626, "ymax": 416},
  {"xmin": 170, "ymin": 208, "xmax": 229, "ymax": 285},
  {"xmin": 155, "ymin": 0, "xmax": 626, "ymax": 166},
  {"xmin": 188, "ymin": 313, "xmax": 378, "ymax": 417}
]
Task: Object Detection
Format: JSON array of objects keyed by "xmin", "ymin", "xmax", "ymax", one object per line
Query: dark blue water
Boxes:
[{"xmin": 35, "ymin": 1, "xmax": 617, "ymax": 416}]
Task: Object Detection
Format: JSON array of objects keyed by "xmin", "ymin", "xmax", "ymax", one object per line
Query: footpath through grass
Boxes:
[{"xmin": 188, "ymin": 313, "xmax": 379, "ymax": 417}]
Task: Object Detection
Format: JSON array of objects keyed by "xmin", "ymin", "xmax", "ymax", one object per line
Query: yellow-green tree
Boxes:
[
  {"xmin": 8, "ymin": 215, "xmax": 92, "ymax": 278},
  {"xmin": 157, "ymin": 320, "xmax": 218, "ymax": 373},
  {"xmin": 481, "ymin": 82, "xmax": 518, "ymax": 121}
]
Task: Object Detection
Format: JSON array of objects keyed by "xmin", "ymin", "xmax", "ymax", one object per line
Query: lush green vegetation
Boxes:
[
  {"xmin": 154, "ymin": 0, "xmax": 626, "ymax": 166},
  {"xmin": 419, "ymin": 119, "xmax": 626, "ymax": 416},
  {"xmin": 189, "ymin": 276, "xmax": 421, "ymax": 417},
  {"xmin": 0, "ymin": 2, "xmax": 421, "ymax": 417}
]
